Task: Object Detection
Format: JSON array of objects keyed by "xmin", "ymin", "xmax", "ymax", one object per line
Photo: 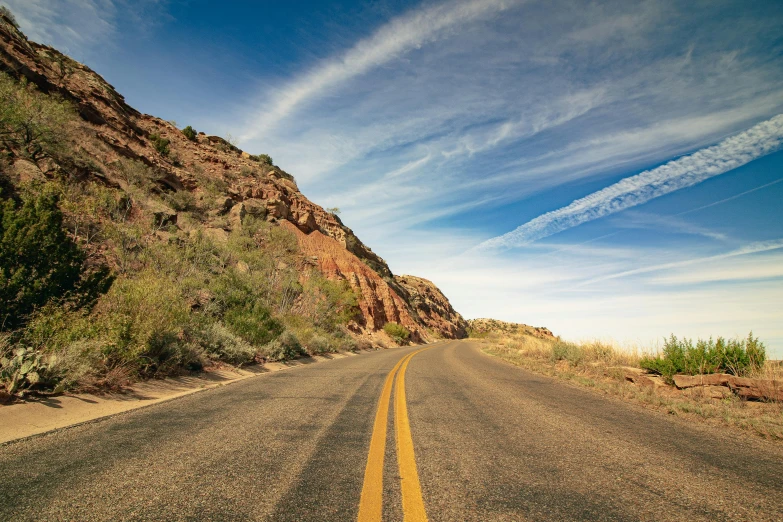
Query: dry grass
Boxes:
[{"xmin": 478, "ymin": 332, "xmax": 783, "ymax": 441}]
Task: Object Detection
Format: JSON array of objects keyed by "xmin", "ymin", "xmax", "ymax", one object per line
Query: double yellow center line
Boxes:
[{"xmin": 357, "ymin": 347, "xmax": 431, "ymax": 522}]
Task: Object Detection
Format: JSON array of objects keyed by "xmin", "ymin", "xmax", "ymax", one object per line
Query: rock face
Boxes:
[
  {"xmin": 0, "ymin": 17, "xmax": 467, "ymax": 341},
  {"xmin": 393, "ymin": 275, "xmax": 468, "ymax": 339}
]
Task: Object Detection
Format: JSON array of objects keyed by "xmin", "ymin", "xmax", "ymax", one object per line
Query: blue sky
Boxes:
[{"xmin": 8, "ymin": 0, "xmax": 783, "ymax": 355}]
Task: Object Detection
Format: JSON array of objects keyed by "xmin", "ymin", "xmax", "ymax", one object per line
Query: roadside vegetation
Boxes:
[
  {"xmin": 0, "ymin": 70, "xmax": 361, "ymax": 399},
  {"xmin": 474, "ymin": 329, "xmax": 783, "ymax": 440},
  {"xmin": 640, "ymin": 333, "xmax": 765, "ymax": 381},
  {"xmin": 383, "ymin": 322, "xmax": 410, "ymax": 344}
]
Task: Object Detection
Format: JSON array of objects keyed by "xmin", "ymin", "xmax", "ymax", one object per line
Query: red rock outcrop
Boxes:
[
  {"xmin": 0, "ymin": 15, "xmax": 465, "ymax": 340},
  {"xmin": 393, "ymin": 275, "xmax": 468, "ymax": 339}
]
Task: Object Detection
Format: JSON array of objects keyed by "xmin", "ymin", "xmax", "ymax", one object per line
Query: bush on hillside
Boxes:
[
  {"xmin": 181, "ymin": 125, "xmax": 197, "ymax": 141},
  {"xmin": 261, "ymin": 331, "xmax": 305, "ymax": 361},
  {"xmin": 186, "ymin": 321, "xmax": 255, "ymax": 365},
  {"xmin": 148, "ymin": 133, "xmax": 170, "ymax": 156},
  {"xmin": 0, "ymin": 187, "xmax": 113, "ymax": 331},
  {"xmin": 640, "ymin": 333, "xmax": 766, "ymax": 381},
  {"xmin": 383, "ymin": 322, "xmax": 410, "ymax": 344},
  {"xmin": 165, "ymin": 189, "xmax": 197, "ymax": 212},
  {"xmin": 222, "ymin": 303, "xmax": 284, "ymax": 347},
  {"xmin": 0, "ymin": 72, "xmax": 75, "ymax": 163},
  {"xmin": 551, "ymin": 340, "xmax": 584, "ymax": 366},
  {"xmin": 114, "ymin": 158, "xmax": 161, "ymax": 194},
  {"xmin": 249, "ymin": 153, "xmax": 273, "ymax": 165},
  {"xmin": 298, "ymin": 273, "xmax": 358, "ymax": 331}
]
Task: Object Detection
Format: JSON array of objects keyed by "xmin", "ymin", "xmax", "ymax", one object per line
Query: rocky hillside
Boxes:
[
  {"xmin": 467, "ymin": 318, "xmax": 554, "ymax": 339},
  {"xmin": 0, "ymin": 14, "xmax": 467, "ymax": 343},
  {"xmin": 394, "ymin": 275, "xmax": 468, "ymax": 339}
]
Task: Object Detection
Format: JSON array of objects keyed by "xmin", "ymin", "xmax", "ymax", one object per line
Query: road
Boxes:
[{"xmin": 2, "ymin": 340, "xmax": 783, "ymax": 521}]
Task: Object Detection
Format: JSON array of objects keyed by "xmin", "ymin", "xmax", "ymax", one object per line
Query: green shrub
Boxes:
[
  {"xmin": 640, "ymin": 333, "xmax": 766, "ymax": 381},
  {"xmin": 383, "ymin": 322, "xmax": 410, "ymax": 344},
  {"xmin": 0, "ymin": 187, "xmax": 113, "ymax": 331},
  {"xmin": 113, "ymin": 158, "xmax": 165, "ymax": 198},
  {"xmin": 92, "ymin": 272, "xmax": 194, "ymax": 377},
  {"xmin": 249, "ymin": 153, "xmax": 273, "ymax": 165},
  {"xmin": 182, "ymin": 125, "xmax": 197, "ymax": 141},
  {"xmin": 262, "ymin": 331, "xmax": 305, "ymax": 361},
  {"xmin": 149, "ymin": 133, "xmax": 170, "ymax": 156},
  {"xmin": 186, "ymin": 321, "xmax": 255, "ymax": 365},
  {"xmin": 335, "ymin": 331, "xmax": 358, "ymax": 352},
  {"xmin": 0, "ymin": 72, "xmax": 75, "ymax": 163},
  {"xmin": 306, "ymin": 333, "xmax": 332, "ymax": 355},
  {"xmin": 223, "ymin": 303, "xmax": 284, "ymax": 347},
  {"xmin": 299, "ymin": 273, "xmax": 358, "ymax": 331}
]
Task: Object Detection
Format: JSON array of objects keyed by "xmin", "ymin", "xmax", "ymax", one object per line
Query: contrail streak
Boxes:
[{"xmin": 475, "ymin": 114, "xmax": 783, "ymax": 250}]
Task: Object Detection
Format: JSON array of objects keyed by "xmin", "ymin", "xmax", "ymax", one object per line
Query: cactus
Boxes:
[{"xmin": 0, "ymin": 347, "xmax": 46, "ymax": 396}]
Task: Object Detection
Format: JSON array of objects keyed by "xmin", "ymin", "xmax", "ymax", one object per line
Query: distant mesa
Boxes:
[{"xmin": 467, "ymin": 318, "xmax": 554, "ymax": 339}]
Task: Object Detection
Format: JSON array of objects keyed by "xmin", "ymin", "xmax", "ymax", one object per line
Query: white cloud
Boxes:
[
  {"xmin": 476, "ymin": 114, "xmax": 783, "ymax": 250},
  {"xmin": 239, "ymin": 0, "xmax": 521, "ymax": 143}
]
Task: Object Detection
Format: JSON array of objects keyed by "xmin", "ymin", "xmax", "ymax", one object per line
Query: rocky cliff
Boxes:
[
  {"xmin": 394, "ymin": 275, "xmax": 469, "ymax": 339},
  {"xmin": 0, "ymin": 14, "xmax": 467, "ymax": 341}
]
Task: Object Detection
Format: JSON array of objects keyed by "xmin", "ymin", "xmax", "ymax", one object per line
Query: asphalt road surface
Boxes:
[{"xmin": 2, "ymin": 340, "xmax": 783, "ymax": 521}]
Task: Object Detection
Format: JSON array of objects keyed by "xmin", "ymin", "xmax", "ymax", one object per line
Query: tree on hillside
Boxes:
[
  {"xmin": 0, "ymin": 73, "xmax": 74, "ymax": 165},
  {"xmin": 0, "ymin": 186, "xmax": 113, "ymax": 331}
]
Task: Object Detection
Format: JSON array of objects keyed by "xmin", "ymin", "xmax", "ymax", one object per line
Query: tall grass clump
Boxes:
[{"xmin": 640, "ymin": 333, "xmax": 765, "ymax": 381}]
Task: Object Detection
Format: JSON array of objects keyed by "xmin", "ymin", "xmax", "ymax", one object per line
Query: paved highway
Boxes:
[{"xmin": 2, "ymin": 340, "xmax": 782, "ymax": 521}]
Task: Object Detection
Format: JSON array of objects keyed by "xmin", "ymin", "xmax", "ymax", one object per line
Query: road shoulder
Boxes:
[{"xmin": 0, "ymin": 350, "xmax": 371, "ymax": 445}]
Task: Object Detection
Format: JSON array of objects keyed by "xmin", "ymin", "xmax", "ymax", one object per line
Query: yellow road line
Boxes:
[
  {"xmin": 394, "ymin": 349, "xmax": 429, "ymax": 522},
  {"xmin": 358, "ymin": 347, "xmax": 432, "ymax": 522},
  {"xmin": 357, "ymin": 353, "xmax": 408, "ymax": 522}
]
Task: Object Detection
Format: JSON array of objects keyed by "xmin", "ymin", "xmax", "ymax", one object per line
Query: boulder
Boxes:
[
  {"xmin": 672, "ymin": 374, "xmax": 731, "ymax": 389},
  {"xmin": 295, "ymin": 211, "xmax": 318, "ymax": 233},
  {"xmin": 216, "ymin": 196, "xmax": 233, "ymax": 214},
  {"xmin": 242, "ymin": 198, "xmax": 268, "ymax": 219},
  {"xmin": 704, "ymin": 385, "xmax": 733, "ymax": 400},
  {"xmin": 228, "ymin": 202, "xmax": 246, "ymax": 228},
  {"xmin": 728, "ymin": 376, "xmax": 783, "ymax": 401},
  {"xmin": 203, "ymin": 227, "xmax": 229, "ymax": 243},
  {"xmin": 265, "ymin": 199, "xmax": 290, "ymax": 220}
]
